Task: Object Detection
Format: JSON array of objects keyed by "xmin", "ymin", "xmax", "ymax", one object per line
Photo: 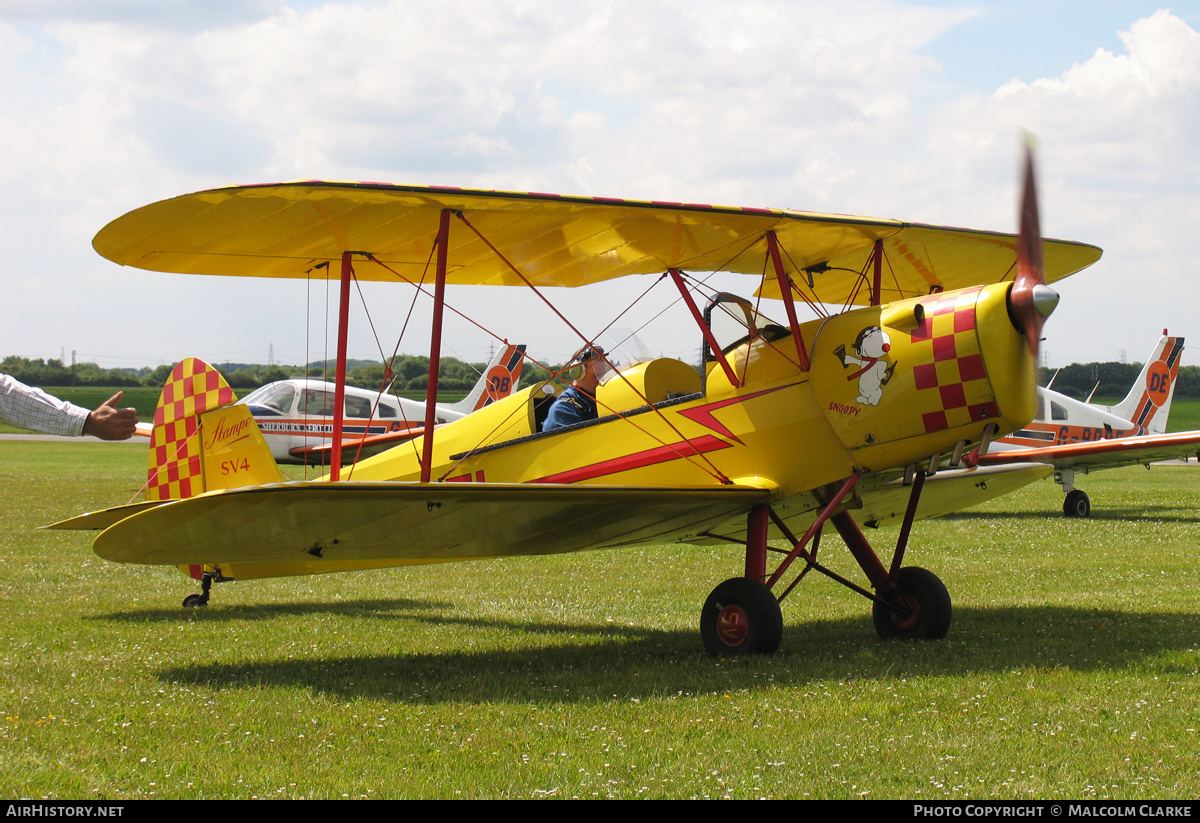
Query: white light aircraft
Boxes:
[
  {"xmin": 240, "ymin": 344, "xmax": 526, "ymax": 463},
  {"xmin": 975, "ymin": 332, "xmax": 1200, "ymax": 516}
]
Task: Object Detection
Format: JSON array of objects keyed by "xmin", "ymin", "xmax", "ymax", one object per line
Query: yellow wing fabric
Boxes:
[
  {"xmin": 92, "ymin": 482, "xmax": 772, "ymax": 567},
  {"xmin": 756, "ymin": 223, "xmax": 1103, "ymax": 304},
  {"xmin": 851, "ymin": 463, "xmax": 1055, "ymax": 527},
  {"xmin": 93, "ymin": 182, "xmax": 1101, "ymax": 305}
]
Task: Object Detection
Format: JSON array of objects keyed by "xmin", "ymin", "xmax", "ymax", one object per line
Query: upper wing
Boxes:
[
  {"xmin": 977, "ymin": 431, "xmax": 1200, "ymax": 472},
  {"xmin": 91, "ymin": 481, "xmax": 772, "ymax": 566},
  {"xmin": 92, "ymin": 182, "xmax": 1101, "ymax": 306}
]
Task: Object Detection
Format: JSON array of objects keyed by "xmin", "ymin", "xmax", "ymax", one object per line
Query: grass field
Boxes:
[{"xmin": 0, "ymin": 441, "xmax": 1196, "ymax": 799}]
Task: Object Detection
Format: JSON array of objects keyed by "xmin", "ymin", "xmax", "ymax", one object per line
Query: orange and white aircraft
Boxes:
[
  {"xmin": 52, "ymin": 146, "xmax": 1105, "ymax": 655},
  {"xmin": 974, "ymin": 332, "xmax": 1200, "ymax": 516},
  {"xmin": 240, "ymin": 344, "xmax": 525, "ymax": 463}
]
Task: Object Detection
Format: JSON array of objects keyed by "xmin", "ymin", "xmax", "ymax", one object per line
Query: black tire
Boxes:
[
  {"xmin": 700, "ymin": 577, "xmax": 783, "ymax": 656},
  {"xmin": 872, "ymin": 566, "xmax": 951, "ymax": 640},
  {"xmin": 1063, "ymin": 489, "xmax": 1091, "ymax": 518},
  {"xmin": 182, "ymin": 593, "xmax": 208, "ymax": 608}
]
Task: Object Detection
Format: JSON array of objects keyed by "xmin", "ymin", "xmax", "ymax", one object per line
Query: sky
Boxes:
[{"xmin": 1, "ymin": 0, "xmax": 1197, "ymax": 371}]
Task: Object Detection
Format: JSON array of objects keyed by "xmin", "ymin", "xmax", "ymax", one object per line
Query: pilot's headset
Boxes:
[{"xmin": 574, "ymin": 345, "xmax": 610, "ymax": 383}]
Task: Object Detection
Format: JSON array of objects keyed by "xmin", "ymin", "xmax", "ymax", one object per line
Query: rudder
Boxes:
[
  {"xmin": 148, "ymin": 358, "xmax": 282, "ymax": 501},
  {"xmin": 1107, "ymin": 333, "xmax": 1184, "ymax": 435},
  {"xmin": 445, "ymin": 343, "xmax": 527, "ymax": 416}
]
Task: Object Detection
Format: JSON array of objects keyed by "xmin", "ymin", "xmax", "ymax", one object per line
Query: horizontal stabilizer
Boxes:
[{"xmin": 43, "ymin": 501, "xmax": 168, "ymax": 531}]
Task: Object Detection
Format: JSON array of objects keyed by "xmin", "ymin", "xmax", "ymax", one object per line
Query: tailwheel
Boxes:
[
  {"xmin": 1063, "ymin": 489, "xmax": 1091, "ymax": 518},
  {"xmin": 700, "ymin": 577, "xmax": 783, "ymax": 656},
  {"xmin": 872, "ymin": 566, "xmax": 951, "ymax": 640},
  {"xmin": 182, "ymin": 568, "xmax": 216, "ymax": 608}
]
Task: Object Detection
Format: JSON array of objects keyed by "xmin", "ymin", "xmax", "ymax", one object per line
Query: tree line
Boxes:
[
  {"xmin": 11, "ymin": 351, "xmax": 1192, "ymax": 399},
  {"xmin": 2, "ymin": 354, "xmax": 556, "ymax": 393},
  {"xmin": 1044, "ymin": 358, "xmax": 1200, "ymax": 400}
]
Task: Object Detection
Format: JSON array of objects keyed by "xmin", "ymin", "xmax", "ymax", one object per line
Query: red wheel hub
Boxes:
[
  {"xmin": 716, "ymin": 605, "xmax": 750, "ymax": 646},
  {"xmin": 888, "ymin": 592, "xmax": 922, "ymax": 631}
]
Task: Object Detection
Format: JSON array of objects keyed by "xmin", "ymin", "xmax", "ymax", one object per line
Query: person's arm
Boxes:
[
  {"xmin": 0, "ymin": 374, "xmax": 90, "ymax": 436},
  {"xmin": 0, "ymin": 376, "xmax": 137, "ymax": 439}
]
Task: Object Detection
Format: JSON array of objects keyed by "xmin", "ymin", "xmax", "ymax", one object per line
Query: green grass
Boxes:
[
  {"xmin": 1166, "ymin": 398, "xmax": 1200, "ymax": 432},
  {"xmin": 1, "ymin": 442, "xmax": 1197, "ymax": 799}
]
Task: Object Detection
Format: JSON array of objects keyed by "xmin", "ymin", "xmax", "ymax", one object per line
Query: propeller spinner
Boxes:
[{"xmin": 1009, "ymin": 143, "xmax": 1059, "ymax": 357}]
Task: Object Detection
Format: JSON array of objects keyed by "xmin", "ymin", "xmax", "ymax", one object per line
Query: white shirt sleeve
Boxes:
[{"xmin": 0, "ymin": 374, "xmax": 90, "ymax": 437}]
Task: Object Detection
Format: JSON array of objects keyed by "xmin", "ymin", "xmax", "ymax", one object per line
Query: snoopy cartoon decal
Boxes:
[{"xmin": 835, "ymin": 325, "xmax": 896, "ymax": 406}]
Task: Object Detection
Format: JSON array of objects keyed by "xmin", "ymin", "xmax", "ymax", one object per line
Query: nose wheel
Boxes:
[{"xmin": 1063, "ymin": 489, "xmax": 1091, "ymax": 518}]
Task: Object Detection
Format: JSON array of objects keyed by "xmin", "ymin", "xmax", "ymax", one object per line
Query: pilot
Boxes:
[
  {"xmin": 542, "ymin": 346, "xmax": 606, "ymax": 432},
  {"xmin": 0, "ymin": 374, "xmax": 138, "ymax": 440}
]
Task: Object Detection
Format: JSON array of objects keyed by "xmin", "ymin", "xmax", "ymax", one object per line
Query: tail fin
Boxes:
[
  {"xmin": 1105, "ymin": 332, "xmax": 1184, "ymax": 435},
  {"xmin": 147, "ymin": 357, "xmax": 282, "ymax": 501},
  {"xmin": 442, "ymin": 344, "xmax": 526, "ymax": 418}
]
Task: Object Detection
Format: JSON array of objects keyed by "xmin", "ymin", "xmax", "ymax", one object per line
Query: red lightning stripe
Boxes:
[
  {"xmin": 528, "ymin": 435, "xmax": 732, "ymax": 484},
  {"xmin": 675, "ymin": 386, "xmax": 789, "ymax": 444}
]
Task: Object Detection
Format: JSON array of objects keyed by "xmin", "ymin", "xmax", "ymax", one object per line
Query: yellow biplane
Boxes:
[{"xmin": 52, "ymin": 148, "xmax": 1102, "ymax": 655}]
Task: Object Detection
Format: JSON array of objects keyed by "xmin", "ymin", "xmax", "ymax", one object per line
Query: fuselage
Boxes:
[
  {"xmin": 991, "ymin": 386, "xmax": 1139, "ymax": 451},
  {"xmin": 342, "ymin": 282, "xmax": 1038, "ymax": 512}
]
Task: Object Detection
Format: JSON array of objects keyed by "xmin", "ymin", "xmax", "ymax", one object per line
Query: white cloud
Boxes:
[
  {"xmin": 912, "ymin": 10, "xmax": 1200, "ymax": 365},
  {"xmin": 0, "ymin": 2, "xmax": 1196, "ymax": 367}
]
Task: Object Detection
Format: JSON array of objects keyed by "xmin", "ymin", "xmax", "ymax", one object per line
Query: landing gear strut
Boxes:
[
  {"xmin": 1057, "ymin": 469, "xmax": 1091, "ymax": 518},
  {"xmin": 700, "ymin": 471, "xmax": 953, "ymax": 655}
]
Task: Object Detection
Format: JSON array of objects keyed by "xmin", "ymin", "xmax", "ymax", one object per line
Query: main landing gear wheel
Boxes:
[
  {"xmin": 1063, "ymin": 489, "xmax": 1091, "ymax": 518},
  {"xmin": 700, "ymin": 578, "xmax": 783, "ymax": 656},
  {"xmin": 872, "ymin": 567, "xmax": 951, "ymax": 641},
  {"xmin": 182, "ymin": 593, "xmax": 208, "ymax": 608}
]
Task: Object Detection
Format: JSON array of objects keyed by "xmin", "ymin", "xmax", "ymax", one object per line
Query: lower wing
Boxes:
[
  {"xmin": 90, "ymin": 481, "xmax": 772, "ymax": 568},
  {"xmin": 852, "ymin": 463, "xmax": 1055, "ymax": 528}
]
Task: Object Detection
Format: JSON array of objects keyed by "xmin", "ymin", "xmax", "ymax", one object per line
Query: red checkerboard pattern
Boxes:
[
  {"xmin": 908, "ymin": 287, "xmax": 999, "ymax": 434},
  {"xmin": 146, "ymin": 358, "xmax": 236, "ymax": 501}
]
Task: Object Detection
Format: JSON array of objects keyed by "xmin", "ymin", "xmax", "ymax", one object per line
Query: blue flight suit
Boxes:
[{"xmin": 542, "ymin": 386, "xmax": 597, "ymax": 432}]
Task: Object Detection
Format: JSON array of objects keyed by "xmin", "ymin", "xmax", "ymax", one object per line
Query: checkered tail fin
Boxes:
[{"xmin": 147, "ymin": 357, "xmax": 283, "ymax": 501}]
